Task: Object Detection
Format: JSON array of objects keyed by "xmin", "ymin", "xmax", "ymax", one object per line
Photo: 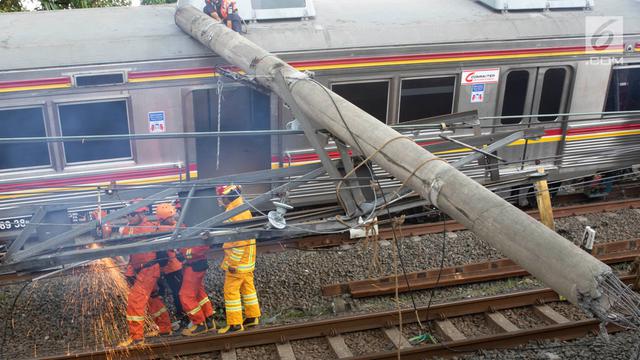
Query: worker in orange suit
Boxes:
[
  {"xmin": 216, "ymin": 185, "xmax": 260, "ymax": 334},
  {"xmin": 177, "ymin": 221, "xmax": 216, "ymax": 336},
  {"xmin": 117, "ymin": 200, "xmax": 172, "ymax": 347},
  {"xmin": 154, "ymin": 203, "xmax": 190, "ymax": 331}
]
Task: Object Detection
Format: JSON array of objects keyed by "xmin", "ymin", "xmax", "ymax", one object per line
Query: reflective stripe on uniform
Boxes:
[
  {"xmin": 237, "ymin": 263, "xmax": 255, "ymax": 271},
  {"xmin": 151, "ymin": 307, "xmax": 167, "ymax": 319},
  {"xmin": 242, "ymin": 292, "xmax": 259, "ymax": 305},
  {"xmin": 235, "ymin": 240, "xmax": 255, "ymax": 272},
  {"xmin": 126, "ymin": 315, "xmax": 145, "ymax": 322},
  {"xmin": 225, "ymin": 298, "xmax": 242, "ymax": 311},
  {"xmin": 186, "ymin": 305, "xmax": 203, "ymax": 315},
  {"xmin": 198, "ymin": 297, "xmax": 211, "ymax": 307},
  {"xmin": 186, "ymin": 248, "xmax": 192, "ymax": 259},
  {"xmin": 248, "ymin": 240, "xmax": 255, "ymax": 265}
]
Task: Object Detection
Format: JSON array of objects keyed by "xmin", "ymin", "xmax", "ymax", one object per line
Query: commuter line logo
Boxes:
[{"xmin": 585, "ymin": 16, "xmax": 623, "ymax": 52}]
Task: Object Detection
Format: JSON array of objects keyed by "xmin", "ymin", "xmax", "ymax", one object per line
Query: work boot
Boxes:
[
  {"xmin": 171, "ymin": 321, "xmax": 180, "ymax": 332},
  {"xmin": 172, "ymin": 317, "xmax": 190, "ymax": 331},
  {"xmin": 146, "ymin": 328, "xmax": 172, "ymax": 338},
  {"xmin": 181, "ymin": 322, "xmax": 208, "ymax": 336},
  {"xmin": 218, "ymin": 324, "xmax": 244, "ymax": 334},
  {"xmin": 205, "ymin": 316, "xmax": 217, "ymax": 331},
  {"xmin": 243, "ymin": 317, "xmax": 260, "ymax": 328},
  {"xmin": 117, "ymin": 337, "xmax": 144, "ymax": 347}
]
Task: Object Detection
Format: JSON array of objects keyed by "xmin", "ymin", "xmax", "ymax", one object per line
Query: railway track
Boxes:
[
  {"xmin": 2, "ymin": 197, "xmax": 639, "ymax": 285},
  {"xmin": 291, "ymin": 197, "xmax": 640, "ymax": 250},
  {"xmin": 322, "ymin": 238, "xmax": 640, "ymax": 298},
  {"xmin": 45, "ymin": 276, "xmax": 634, "ymax": 360},
  {"xmin": 376, "ymin": 197, "xmax": 640, "ymax": 241}
]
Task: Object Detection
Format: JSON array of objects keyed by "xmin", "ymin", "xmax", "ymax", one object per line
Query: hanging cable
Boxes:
[{"xmin": 216, "ymin": 78, "xmax": 224, "ymax": 170}]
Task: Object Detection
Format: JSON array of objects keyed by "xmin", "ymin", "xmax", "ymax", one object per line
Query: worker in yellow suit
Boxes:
[{"xmin": 216, "ymin": 185, "xmax": 261, "ymax": 334}]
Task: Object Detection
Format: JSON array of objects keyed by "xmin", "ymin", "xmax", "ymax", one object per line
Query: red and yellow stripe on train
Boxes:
[{"xmin": 0, "ymin": 44, "xmax": 638, "ymax": 200}]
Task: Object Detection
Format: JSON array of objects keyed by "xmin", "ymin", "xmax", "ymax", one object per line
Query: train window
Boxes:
[
  {"xmin": 58, "ymin": 100, "xmax": 132, "ymax": 163},
  {"xmin": 332, "ymin": 81, "xmax": 389, "ymax": 123},
  {"xmin": 537, "ymin": 68, "xmax": 567, "ymax": 122},
  {"xmin": 0, "ymin": 107, "xmax": 50, "ymax": 170},
  {"xmin": 398, "ymin": 76, "xmax": 455, "ymax": 123},
  {"xmin": 75, "ymin": 73, "xmax": 125, "ymax": 87},
  {"xmin": 252, "ymin": 0, "xmax": 306, "ymax": 8},
  {"xmin": 247, "ymin": 0, "xmax": 315, "ymax": 20},
  {"xmin": 605, "ymin": 67, "xmax": 640, "ymax": 112},
  {"xmin": 500, "ymin": 70, "xmax": 530, "ymax": 125}
]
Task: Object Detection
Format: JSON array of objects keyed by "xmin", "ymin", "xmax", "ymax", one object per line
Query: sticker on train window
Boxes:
[
  {"xmin": 471, "ymin": 84, "xmax": 485, "ymax": 103},
  {"xmin": 148, "ymin": 111, "xmax": 166, "ymax": 133},
  {"xmin": 461, "ymin": 69, "xmax": 500, "ymax": 85}
]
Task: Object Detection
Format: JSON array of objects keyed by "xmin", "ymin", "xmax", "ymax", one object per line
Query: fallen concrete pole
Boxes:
[{"xmin": 175, "ymin": 5, "xmax": 639, "ymax": 324}]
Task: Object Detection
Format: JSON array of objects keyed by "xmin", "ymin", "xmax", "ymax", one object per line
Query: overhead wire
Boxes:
[{"xmin": 306, "ymin": 77, "xmax": 430, "ymax": 333}]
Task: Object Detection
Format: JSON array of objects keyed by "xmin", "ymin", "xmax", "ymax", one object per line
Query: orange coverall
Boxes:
[
  {"xmin": 221, "ymin": 197, "xmax": 260, "ymax": 326},
  {"xmin": 178, "ymin": 244, "xmax": 214, "ymax": 326},
  {"xmin": 122, "ymin": 220, "xmax": 172, "ymax": 340}
]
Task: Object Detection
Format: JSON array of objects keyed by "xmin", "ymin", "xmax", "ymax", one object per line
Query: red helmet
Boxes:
[
  {"xmin": 216, "ymin": 184, "xmax": 241, "ymax": 196},
  {"xmin": 129, "ymin": 198, "xmax": 149, "ymax": 213}
]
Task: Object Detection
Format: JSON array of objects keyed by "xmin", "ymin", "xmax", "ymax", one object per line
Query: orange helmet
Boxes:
[
  {"xmin": 216, "ymin": 184, "xmax": 241, "ymax": 196},
  {"xmin": 156, "ymin": 203, "xmax": 176, "ymax": 221},
  {"xmin": 129, "ymin": 198, "xmax": 149, "ymax": 213}
]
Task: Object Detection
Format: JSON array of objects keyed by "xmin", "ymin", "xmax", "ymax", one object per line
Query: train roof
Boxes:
[{"xmin": 1, "ymin": 0, "xmax": 640, "ymax": 71}]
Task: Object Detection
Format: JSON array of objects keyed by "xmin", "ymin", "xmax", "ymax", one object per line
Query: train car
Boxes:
[{"xmin": 1, "ymin": 0, "xmax": 640, "ymax": 225}]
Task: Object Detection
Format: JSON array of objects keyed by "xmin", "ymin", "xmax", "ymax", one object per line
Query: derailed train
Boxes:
[{"xmin": 1, "ymin": 0, "xmax": 640, "ymax": 229}]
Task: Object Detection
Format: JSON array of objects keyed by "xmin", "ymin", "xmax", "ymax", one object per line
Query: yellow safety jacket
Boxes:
[{"xmin": 221, "ymin": 196, "xmax": 256, "ymax": 273}]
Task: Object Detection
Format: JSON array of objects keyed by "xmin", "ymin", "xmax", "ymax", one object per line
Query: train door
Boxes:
[
  {"xmin": 496, "ymin": 66, "xmax": 572, "ymax": 169},
  {"xmin": 184, "ymin": 84, "xmax": 270, "ymax": 225},
  {"xmin": 192, "ymin": 84, "xmax": 271, "ymax": 178}
]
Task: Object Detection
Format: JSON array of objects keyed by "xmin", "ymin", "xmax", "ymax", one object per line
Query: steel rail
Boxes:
[
  {"xmin": 322, "ymin": 238, "xmax": 640, "ymax": 298},
  {"xmin": 42, "ymin": 276, "xmax": 634, "ymax": 360},
  {"xmin": 376, "ymin": 197, "xmax": 640, "ymax": 239},
  {"xmin": 351, "ymin": 320, "xmax": 622, "ymax": 360}
]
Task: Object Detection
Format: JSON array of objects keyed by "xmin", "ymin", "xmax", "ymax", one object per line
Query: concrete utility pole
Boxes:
[{"xmin": 175, "ymin": 5, "xmax": 637, "ymax": 323}]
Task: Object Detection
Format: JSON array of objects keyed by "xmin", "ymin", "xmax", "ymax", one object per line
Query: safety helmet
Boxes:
[
  {"xmin": 128, "ymin": 198, "xmax": 149, "ymax": 213},
  {"xmin": 216, "ymin": 184, "xmax": 241, "ymax": 196},
  {"xmin": 156, "ymin": 203, "xmax": 176, "ymax": 221}
]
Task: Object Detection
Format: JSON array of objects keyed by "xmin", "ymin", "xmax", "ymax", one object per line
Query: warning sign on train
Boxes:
[
  {"xmin": 148, "ymin": 111, "xmax": 166, "ymax": 133},
  {"xmin": 461, "ymin": 68, "xmax": 500, "ymax": 85}
]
